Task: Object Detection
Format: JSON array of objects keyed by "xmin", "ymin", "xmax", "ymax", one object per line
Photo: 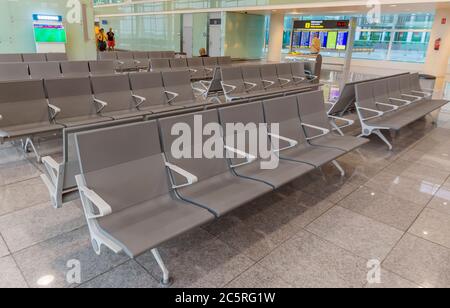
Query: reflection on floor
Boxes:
[{"xmin": 0, "ymin": 106, "xmax": 449, "ymax": 288}]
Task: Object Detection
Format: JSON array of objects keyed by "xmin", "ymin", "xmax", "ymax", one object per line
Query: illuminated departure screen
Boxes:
[
  {"xmin": 336, "ymin": 32, "xmax": 349, "ymax": 50},
  {"xmin": 309, "ymin": 32, "xmax": 320, "ymax": 46},
  {"xmin": 292, "ymin": 31, "xmax": 302, "ymax": 48},
  {"xmin": 34, "ymin": 24, "xmax": 67, "ymax": 43},
  {"xmin": 300, "ymin": 32, "xmax": 311, "ymax": 48},
  {"xmin": 319, "ymin": 32, "xmax": 328, "ymax": 48},
  {"xmin": 326, "ymin": 31, "xmax": 338, "ymax": 49}
]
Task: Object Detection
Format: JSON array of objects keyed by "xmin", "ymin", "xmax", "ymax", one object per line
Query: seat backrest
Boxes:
[
  {"xmin": 129, "ymin": 71, "xmax": 167, "ymax": 107},
  {"xmin": 170, "ymin": 58, "xmax": 187, "ymax": 69},
  {"xmin": 0, "ymin": 54, "xmax": 23, "ymax": 63},
  {"xmin": 355, "ymin": 81, "xmax": 377, "ymax": 112},
  {"xmin": 116, "ymin": 51, "xmax": 134, "ymax": 60},
  {"xmin": 219, "ymin": 101, "xmax": 269, "ymax": 161},
  {"xmin": 372, "ymin": 79, "xmax": 390, "ymax": 103},
  {"xmin": 202, "ymin": 57, "xmax": 218, "ymax": 67},
  {"xmin": 159, "ymin": 110, "xmax": 229, "ymax": 185},
  {"xmin": 133, "ymin": 51, "xmax": 149, "ymax": 60},
  {"xmin": 296, "ymin": 90, "xmax": 331, "ymax": 131},
  {"xmin": 0, "ymin": 63, "xmax": 30, "ymax": 81},
  {"xmin": 29, "ymin": 62, "xmax": 62, "ymax": 79},
  {"xmin": 76, "ymin": 121, "xmax": 169, "ymax": 212},
  {"xmin": 410, "ymin": 73, "xmax": 421, "ymax": 91},
  {"xmin": 241, "ymin": 65, "xmax": 264, "ymax": 92},
  {"xmin": 220, "ymin": 66, "xmax": 246, "ymax": 94},
  {"xmin": 98, "ymin": 52, "xmax": 117, "ymax": 61},
  {"xmin": 263, "ymin": 95, "xmax": 308, "ymax": 145},
  {"xmin": 45, "ymin": 77, "xmax": 97, "ymax": 119},
  {"xmin": 60, "ymin": 61, "xmax": 90, "ymax": 78},
  {"xmin": 260, "ymin": 64, "xmax": 281, "ymax": 88},
  {"xmin": 290, "ymin": 62, "xmax": 306, "ymax": 78},
  {"xmin": 46, "ymin": 53, "xmax": 67, "ymax": 62},
  {"xmin": 276, "ymin": 63, "xmax": 293, "ymax": 80},
  {"xmin": 89, "ymin": 60, "xmax": 115, "ymax": 75},
  {"xmin": 386, "ymin": 76, "xmax": 402, "ymax": 98},
  {"xmin": 162, "ymin": 51, "xmax": 175, "ymax": 59},
  {"xmin": 218, "ymin": 56, "xmax": 232, "ymax": 66},
  {"xmin": 0, "ymin": 80, "xmax": 50, "ymax": 127},
  {"xmin": 187, "ymin": 57, "xmax": 203, "ymax": 67},
  {"xmin": 90, "ymin": 74, "xmax": 134, "ymax": 112},
  {"xmin": 162, "ymin": 70, "xmax": 195, "ymax": 101},
  {"xmin": 399, "ymin": 74, "xmax": 412, "ymax": 93},
  {"xmin": 148, "ymin": 51, "xmax": 163, "ymax": 59},
  {"xmin": 151, "ymin": 58, "xmax": 170, "ymax": 71},
  {"xmin": 22, "ymin": 53, "xmax": 46, "ymax": 62}
]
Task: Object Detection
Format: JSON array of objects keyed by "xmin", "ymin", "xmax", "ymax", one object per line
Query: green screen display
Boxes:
[
  {"xmin": 34, "ymin": 25, "xmax": 67, "ymax": 43},
  {"xmin": 326, "ymin": 31, "xmax": 337, "ymax": 49}
]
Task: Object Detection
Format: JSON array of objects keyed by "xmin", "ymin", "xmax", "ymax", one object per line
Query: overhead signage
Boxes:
[
  {"xmin": 32, "ymin": 14, "xmax": 63, "ymax": 22},
  {"xmin": 293, "ymin": 20, "xmax": 350, "ymax": 30}
]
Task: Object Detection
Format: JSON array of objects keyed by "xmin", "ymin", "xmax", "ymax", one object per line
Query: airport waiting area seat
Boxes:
[
  {"xmin": 29, "ymin": 62, "xmax": 62, "ymax": 79},
  {"xmin": 22, "ymin": 53, "xmax": 47, "ymax": 62},
  {"xmin": 91, "ymin": 74, "xmax": 150, "ymax": 120},
  {"xmin": 60, "ymin": 61, "xmax": 91, "ymax": 78},
  {"xmin": 0, "ymin": 53, "xmax": 23, "ymax": 63},
  {"xmin": 45, "ymin": 77, "xmax": 113, "ymax": 127},
  {"xmin": 150, "ymin": 58, "xmax": 171, "ymax": 72},
  {"xmin": 88, "ymin": 60, "xmax": 116, "ymax": 76},
  {"xmin": 0, "ymin": 79, "xmax": 63, "ymax": 161},
  {"xmin": 75, "ymin": 121, "xmax": 215, "ymax": 285},
  {"xmin": 355, "ymin": 73, "xmax": 449, "ymax": 150},
  {"xmin": 0, "ymin": 63, "xmax": 30, "ymax": 81},
  {"xmin": 46, "ymin": 52, "xmax": 68, "ymax": 62}
]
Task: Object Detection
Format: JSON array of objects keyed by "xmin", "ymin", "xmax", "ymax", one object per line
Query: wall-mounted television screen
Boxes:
[
  {"xmin": 33, "ymin": 24, "xmax": 67, "ymax": 43},
  {"xmin": 336, "ymin": 31, "xmax": 349, "ymax": 50},
  {"xmin": 300, "ymin": 32, "xmax": 310, "ymax": 48},
  {"xmin": 326, "ymin": 31, "xmax": 338, "ymax": 49}
]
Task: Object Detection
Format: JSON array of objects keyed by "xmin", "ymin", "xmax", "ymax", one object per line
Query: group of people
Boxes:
[{"xmin": 97, "ymin": 28, "xmax": 115, "ymax": 52}]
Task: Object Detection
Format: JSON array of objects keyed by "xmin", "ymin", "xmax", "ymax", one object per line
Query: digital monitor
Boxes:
[
  {"xmin": 33, "ymin": 24, "xmax": 67, "ymax": 43},
  {"xmin": 336, "ymin": 31, "xmax": 349, "ymax": 50},
  {"xmin": 326, "ymin": 31, "xmax": 337, "ymax": 49},
  {"xmin": 319, "ymin": 32, "xmax": 328, "ymax": 48},
  {"xmin": 309, "ymin": 32, "xmax": 320, "ymax": 46},
  {"xmin": 292, "ymin": 31, "xmax": 302, "ymax": 48},
  {"xmin": 300, "ymin": 31, "xmax": 310, "ymax": 48}
]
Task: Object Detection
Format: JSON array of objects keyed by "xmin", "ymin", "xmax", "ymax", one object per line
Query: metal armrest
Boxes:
[
  {"xmin": 199, "ymin": 80, "xmax": 212, "ymax": 90},
  {"xmin": 204, "ymin": 67, "xmax": 214, "ymax": 72},
  {"xmin": 389, "ymin": 97, "xmax": 412, "ymax": 106},
  {"xmin": 307, "ymin": 74, "xmax": 319, "ymax": 81},
  {"xmin": 134, "ymin": 60, "xmax": 141, "ymax": 64},
  {"xmin": 357, "ymin": 106, "xmax": 385, "ymax": 121},
  {"xmin": 0, "ymin": 114, "xmax": 2, "ymax": 121},
  {"xmin": 268, "ymin": 133, "xmax": 298, "ymax": 152},
  {"xmin": 188, "ymin": 68, "xmax": 198, "ymax": 73},
  {"xmin": 244, "ymin": 81, "xmax": 257, "ymax": 91},
  {"xmin": 164, "ymin": 90, "xmax": 179, "ymax": 105},
  {"xmin": 78, "ymin": 184, "xmax": 113, "ymax": 219},
  {"xmin": 132, "ymin": 94, "xmax": 147, "ymax": 107},
  {"xmin": 221, "ymin": 82, "xmax": 237, "ymax": 95},
  {"xmin": 192, "ymin": 86, "xmax": 207, "ymax": 98},
  {"xmin": 47, "ymin": 103, "xmax": 61, "ymax": 120},
  {"xmin": 165, "ymin": 162, "xmax": 198, "ymax": 189},
  {"xmin": 40, "ymin": 156, "xmax": 63, "ymax": 194},
  {"xmin": 411, "ymin": 90, "xmax": 432, "ymax": 97},
  {"xmin": 262, "ymin": 79, "xmax": 275, "ymax": 89},
  {"xmin": 225, "ymin": 145, "xmax": 256, "ymax": 168},
  {"xmin": 278, "ymin": 77, "xmax": 291, "ymax": 86},
  {"xmin": 301, "ymin": 123, "xmax": 331, "ymax": 140},
  {"xmin": 329, "ymin": 115, "xmax": 355, "ymax": 129},
  {"xmin": 293, "ymin": 75, "xmax": 306, "ymax": 82},
  {"xmin": 402, "ymin": 93, "xmax": 422, "ymax": 101},
  {"xmin": 93, "ymin": 97, "xmax": 108, "ymax": 113},
  {"xmin": 375, "ymin": 101, "xmax": 400, "ymax": 112}
]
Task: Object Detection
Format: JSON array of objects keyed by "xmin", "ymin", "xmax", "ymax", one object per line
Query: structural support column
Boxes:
[
  {"xmin": 267, "ymin": 13, "xmax": 285, "ymax": 63},
  {"xmin": 424, "ymin": 8, "xmax": 450, "ymax": 92},
  {"xmin": 341, "ymin": 17, "xmax": 357, "ymax": 89}
]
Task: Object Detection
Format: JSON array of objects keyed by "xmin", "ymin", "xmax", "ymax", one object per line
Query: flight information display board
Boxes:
[
  {"xmin": 290, "ymin": 20, "xmax": 350, "ymax": 51},
  {"xmin": 33, "ymin": 24, "xmax": 67, "ymax": 43}
]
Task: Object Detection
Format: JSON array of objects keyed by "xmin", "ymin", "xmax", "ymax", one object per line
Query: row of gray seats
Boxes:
[
  {"xmin": 73, "ymin": 90, "xmax": 368, "ymax": 284},
  {"xmin": 0, "ymin": 60, "xmax": 116, "ymax": 81},
  {"xmin": 0, "ymin": 52, "xmax": 67, "ymax": 63},
  {"xmin": 149, "ymin": 56, "xmax": 232, "ymax": 77},
  {"xmin": 218, "ymin": 62, "xmax": 318, "ymax": 102},
  {"xmin": 0, "ymin": 71, "xmax": 214, "ymax": 161},
  {"xmin": 99, "ymin": 51, "xmax": 176, "ymax": 71},
  {"xmin": 355, "ymin": 72, "xmax": 448, "ymax": 149}
]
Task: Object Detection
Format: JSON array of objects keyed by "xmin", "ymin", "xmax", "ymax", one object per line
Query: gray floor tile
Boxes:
[
  {"xmin": 427, "ymin": 186, "xmax": 450, "ymax": 216},
  {"xmin": 259, "ymin": 230, "xmax": 368, "ymax": 288},
  {"xmin": 365, "ymin": 269, "xmax": 421, "ymax": 288},
  {"xmin": 0, "ymin": 201, "xmax": 86, "ymax": 252},
  {"xmin": 383, "ymin": 234, "xmax": 450, "ymax": 288},
  {"xmin": 137, "ymin": 228, "xmax": 254, "ymax": 288},
  {"xmin": 0, "ymin": 146, "xmax": 27, "ymax": 165},
  {"xmin": 385, "ymin": 159, "xmax": 449, "ymax": 184},
  {"xmin": 0, "ymin": 256, "xmax": 28, "ymax": 288},
  {"xmin": 0, "ymin": 235, "xmax": 10, "ymax": 258},
  {"xmin": 13, "ymin": 227, "xmax": 128, "ymax": 288},
  {"xmin": 401, "ymin": 149, "xmax": 450, "ymax": 172},
  {"xmin": 226, "ymin": 264, "xmax": 293, "ymax": 288},
  {"xmin": 78, "ymin": 260, "xmax": 159, "ymax": 288},
  {"xmin": 0, "ymin": 177, "xmax": 50, "ymax": 216},
  {"xmin": 366, "ymin": 171, "xmax": 440, "ymax": 206},
  {"xmin": 0, "ymin": 159, "xmax": 41, "ymax": 187},
  {"xmin": 306, "ymin": 207, "xmax": 403, "ymax": 260},
  {"xmin": 339, "ymin": 186, "xmax": 424, "ymax": 231},
  {"xmin": 408, "ymin": 208, "xmax": 450, "ymax": 249}
]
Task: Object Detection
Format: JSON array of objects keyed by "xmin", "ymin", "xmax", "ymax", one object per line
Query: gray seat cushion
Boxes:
[
  {"xmin": 101, "ymin": 109, "xmax": 149, "ymax": 120},
  {"xmin": 235, "ymin": 159, "xmax": 315, "ymax": 189},
  {"xmin": 309, "ymin": 134, "xmax": 369, "ymax": 152},
  {"xmin": 280, "ymin": 144, "xmax": 345, "ymax": 167},
  {"xmin": 98, "ymin": 194, "xmax": 213, "ymax": 257},
  {"xmin": 178, "ymin": 172, "xmax": 272, "ymax": 216},
  {"xmin": 56, "ymin": 115, "xmax": 112, "ymax": 127},
  {"xmin": 0, "ymin": 122, "xmax": 63, "ymax": 138}
]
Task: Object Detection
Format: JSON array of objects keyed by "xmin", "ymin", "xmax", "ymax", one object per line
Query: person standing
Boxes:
[
  {"xmin": 311, "ymin": 33, "xmax": 321, "ymax": 54},
  {"xmin": 97, "ymin": 28, "xmax": 107, "ymax": 52},
  {"xmin": 107, "ymin": 28, "xmax": 116, "ymax": 51}
]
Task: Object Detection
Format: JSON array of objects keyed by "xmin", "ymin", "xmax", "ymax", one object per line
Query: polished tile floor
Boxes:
[{"xmin": 1, "ymin": 109, "xmax": 450, "ymax": 288}]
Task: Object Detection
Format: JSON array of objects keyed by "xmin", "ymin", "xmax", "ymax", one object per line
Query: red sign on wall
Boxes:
[{"xmin": 442, "ymin": 18, "xmax": 447, "ymax": 25}]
